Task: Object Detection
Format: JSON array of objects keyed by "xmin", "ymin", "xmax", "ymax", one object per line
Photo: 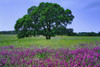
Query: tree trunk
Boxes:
[
  {"xmin": 46, "ymin": 36, "xmax": 51, "ymax": 40},
  {"xmin": 48, "ymin": 36, "xmax": 50, "ymax": 39}
]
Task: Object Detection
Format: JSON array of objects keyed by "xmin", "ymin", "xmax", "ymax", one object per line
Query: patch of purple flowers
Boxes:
[{"xmin": 0, "ymin": 44, "xmax": 100, "ymax": 67}]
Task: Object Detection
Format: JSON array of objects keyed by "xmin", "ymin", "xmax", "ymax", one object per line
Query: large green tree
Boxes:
[{"xmin": 15, "ymin": 2, "xmax": 74, "ymax": 39}]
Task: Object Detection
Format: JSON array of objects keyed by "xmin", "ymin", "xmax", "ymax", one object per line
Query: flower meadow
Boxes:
[{"xmin": 0, "ymin": 44, "xmax": 100, "ymax": 67}]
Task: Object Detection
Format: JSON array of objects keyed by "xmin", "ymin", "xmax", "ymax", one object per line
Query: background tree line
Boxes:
[
  {"xmin": 0, "ymin": 31, "xmax": 16, "ymax": 35},
  {"xmin": 0, "ymin": 30, "xmax": 100, "ymax": 36},
  {"xmin": 76, "ymin": 32, "xmax": 100, "ymax": 36}
]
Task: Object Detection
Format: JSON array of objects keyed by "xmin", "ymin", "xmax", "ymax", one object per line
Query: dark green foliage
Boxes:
[
  {"xmin": 28, "ymin": 6, "xmax": 36, "ymax": 15},
  {"xmin": 14, "ymin": 15, "xmax": 34, "ymax": 38},
  {"xmin": 67, "ymin": 28, "xmax": 74, "ymax": 36},
  {"xmin": 14, "ymin": 2, "xmax": 74, "ymax": 39},
  {"xmin": 55, "ymin": 26, "xmax": 74, "ymax": 36},
  {"xmin": 98, "ymin": 32, "xmax": 100, "ymax": 36}
]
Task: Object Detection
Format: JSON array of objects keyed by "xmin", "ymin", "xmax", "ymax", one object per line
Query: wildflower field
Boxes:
[{"xmin": 0, "ymin": 35, "xmax": 100, "ymax": 67}]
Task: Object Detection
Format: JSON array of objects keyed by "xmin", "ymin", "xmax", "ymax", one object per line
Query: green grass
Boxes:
[{"xmin": 0, "ymin": 35, "xmax": 100, "ymax": 49}]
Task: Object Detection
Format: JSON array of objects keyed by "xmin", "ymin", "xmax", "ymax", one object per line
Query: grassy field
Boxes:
[
  {"xmin": 0, "ymin": 35, "xmax": 100, "ymax": 49},
  {"xmin": 0, "ymin": 35, "xmax": 100, "ymax": 67}
]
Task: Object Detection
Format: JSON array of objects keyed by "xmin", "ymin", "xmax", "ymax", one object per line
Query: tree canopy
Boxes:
[{"xmin": 14, "ymin": 2, "xmax": 74, "ymax": 39}]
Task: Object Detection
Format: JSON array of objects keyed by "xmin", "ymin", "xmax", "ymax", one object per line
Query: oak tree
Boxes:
[{"xmin": 14, "ymin": 2, "xmax": 74, "ymax": 39}]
